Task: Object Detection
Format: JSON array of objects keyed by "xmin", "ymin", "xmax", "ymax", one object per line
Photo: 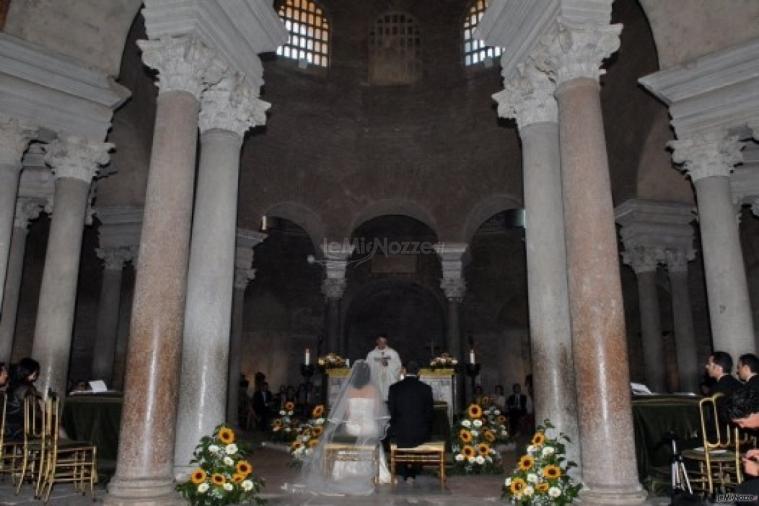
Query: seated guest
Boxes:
[
  {"xmin": 388, "ymin": 360, "xmax": 433, "ymax": 483},
  {"xmin": 5, "ymin": 358, "xmax": 41, "ymax": 440},
  {"xmin": 0, "ymin": 362, "xmax": 9, "ymax": 392},
  {"xmin": 506, "ymin": 383, "xmax": 527, "ymax": 435},
  {"xmin": 706, "ymin": 351, "xmax": 742, "ymax": 422},
  {"xmin": 493, "ymin": 384, "xmax": 506, "ymax": 411},
  {"xmin": 738, "ymin": 353, "xmax": 759, "ymax": 391},
  {"xmin": 727, "ymin": 387, "xmax": 759, "ymax": 503}
]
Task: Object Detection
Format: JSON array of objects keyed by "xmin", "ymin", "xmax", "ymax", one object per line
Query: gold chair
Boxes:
[
  {"xmin": 681, "ymin": 393, "xmax": 740, "ymax": 495},
  {"xmin": 390, "ymin": 441, "xmax": 446, "ymax": 488},
  {"xmin": 323, "ymin": 441, "xmax": 379, "ymax": 484},
  {"xmin": 12, "ymin": 394, "xmax": 45, "ymax": 494},
  {"xmin": 38, "ymin": 394, "xmax": 97, "ymax": 503}
]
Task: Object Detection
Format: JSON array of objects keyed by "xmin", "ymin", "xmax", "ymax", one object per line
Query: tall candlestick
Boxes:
[
  {"xmin": 470, "ymin": 349, "xmax": 475, "ymax": 365},
  {"xmin": 346, "ymin": 358, "xmax": 350, "ymax": 368},
  {"xmin": 305, "ymin": 348, "xmax": 310, "ymax": 366},
  {"xmin": 261, "ymin": 215, "xmax": 267, "ymax": 231}
]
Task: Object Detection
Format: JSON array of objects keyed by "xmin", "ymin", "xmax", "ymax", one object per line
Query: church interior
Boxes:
[{"xmin": 1, "ymin": 0, "xmax": 759, "ymax": 504}]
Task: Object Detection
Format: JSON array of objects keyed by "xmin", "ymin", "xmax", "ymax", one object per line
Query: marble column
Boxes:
[
  {"xmin": 31, "ymin": 136, "xmax": 111, "ymax": 397},
  {"xmin": 666, "ymin": 250, "xmax": 699, "ymax": 392},
  {"xmin": 320, "ymin": 242, "xmax": 353, "ymax": 355},
  {"xmin": 670, "ymin": 133, "xmax": 755, "ymax": 359},
  {"xmin": 622, "ymin": 246, "xmax": 665, "ymax": 392},
  {"xmin": 542, "ymin": 20, "xmax": 646, "ymax": 503},
  {"xmin": 226, "ymin": 229, "xmax": 265, "ymax": 427},
  {"xmin": 0, "ymin": 117, "xmax": 36, "ymax": 309},
  {"xmin": 441, "ymin": 281, "xmax": 464, "ymax": 364},
  {"xmin": 106, "ymin": 36, "xmax": 225, "ymax": 505},
  {"xmin": 0, "ymin": 199, "xmax": 42, "ymax": 363},
  {"xmin": 174, "ymin": 76, "xmax": 268, "ymax": 478},
  {"xmin": 91, "ymin": 246, "xmax": 135, "ymax": 384}
]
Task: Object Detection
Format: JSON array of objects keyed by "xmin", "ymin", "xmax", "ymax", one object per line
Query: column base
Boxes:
[
  {"xmin": 105, "ymin": 476, "xmax": 183, "ymax": 506},
  {"xmin": 578, "ymin": 486, "xmax": 648, "ymax": 505}
]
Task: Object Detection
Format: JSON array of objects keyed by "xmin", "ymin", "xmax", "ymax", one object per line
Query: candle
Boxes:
[
  {"xmin": 305, "ymin": 348, "xmax": 310, "ymax": 366},
  {"xmin": 470, "ymin": 349, "xmax": 476, "ymax": 365},
  {"xmin": 346, "ymin": 359, "xmax": 350, "ymax": 368},
  {"xmin": 261, "ymin": 215, "xmax": 268, "ymax": 231}
]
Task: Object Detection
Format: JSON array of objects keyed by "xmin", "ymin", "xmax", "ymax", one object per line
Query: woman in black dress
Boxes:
[{"xmin": 5, "ymin": 358, "xmax": 41, "ymax": 441}]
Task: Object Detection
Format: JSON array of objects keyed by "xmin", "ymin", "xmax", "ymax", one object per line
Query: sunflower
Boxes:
[
  {"xmin": 467, "ymin": 404, "xmax": 483, "ymax": 419},
  {"xmin": 536, "ymin": 482, "xmax": 549, "ymax": 493},
  {"xmin": 518, "ymin": 454, "xmax": 535, "ymax": 471},
  {"xmin": 190, "ymin": 468, "xmax": 206, "ymax": 484},
  {"xmin": 483, "ymin": 430, "xmax": 496, "ymax": 443},
  {"xmin": 312, "ymin": 426, "xmax": 324, "ymax": 437},
  {"xmin": 236, "ymin": 460, "xmax": 252, "ymax": 476},
  {"xmin": 497, "ymin": 415, "xmax": 508, "ymax": 425},
  {"xmin": 285, "ymin": 401, "xmax": 295, "ymax": 411},
  {"xmin": 291, "ymin": 441, "xmax": 303, "ymax": 450},
  {"xmin": 312, "ymin": 404, "xmax": 325, "ymax": 418},
  {"xmin": 308, "ymin": 438, "xmax": 320, "ymax": 448},
  {"xmin": 272, "ymin": 419, "xmax": 283, "ymax": 429},
  {"xmin": 232, "ymin": 473, "xmax": 245, "ymax": 483},
  {"xmin": 477, "ymin": 443, "xmax": 490, "ymax": 456},
  {"xmin": 543, "ymin": 464, "xmax": 562, "ymax": 479},
  {"xmin": 218, "ymin": 426, "xmax": 236, "ymax": 444},
  {"xmin": 459, "ymin": 429, "xmax": 473, "ymax": 443},
  {"xmin": 462, "ymin": 445, "xmax": 476, "ymax": 458},
  {"xmin": 509, "ymin": 478, "xmax": 526, "ymax": 495},
  {"xmin": 531, "ymin": 432, "xmax": 546, "ymax": 446},
  {"xmin": 211, "ymin": 473, "xmax": 226, "ymax": 486}
]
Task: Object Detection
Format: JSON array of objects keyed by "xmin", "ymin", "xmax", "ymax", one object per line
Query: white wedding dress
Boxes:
[{"xmin": 332, "ymin": 397, "xmax": 391, "ymax": 485}]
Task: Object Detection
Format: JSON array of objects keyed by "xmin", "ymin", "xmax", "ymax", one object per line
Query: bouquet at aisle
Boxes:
[
  {"xmin": 429, "ymin": 352, "xmax": 458, "ymax": 369},
  {"xmin": 318, "ymin": 352, "xmax": 347, "ymax": 369},
  {"xmin": 176, "ymin": 425, "xmax": 265, "ymax": 506},
  {"xmin": 271, "ymin": 401, "xmax": 299, "ymax": 442},
  {"xmin": 502, "ymin": 420, "xmax": 581, "ymax": 505},
  {"xmin": 451, "ymin": 403, "xmax": 505, "ymax": 474},
  {"xmin": 289, "ymin": 404, "xmax": 327, "ymax": 464}
]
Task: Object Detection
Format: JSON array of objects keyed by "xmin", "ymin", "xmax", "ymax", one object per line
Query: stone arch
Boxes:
[
  {"xmin": 348, "ymin": 198, "xmax": 439, "ymax": 240},
  {"xmin": 263, "ymin": 201, "xmax": 326, "ymax": 254},
  {"xmin": 461, "ymin": 193, "xmax": 522, "ymax": 243}
]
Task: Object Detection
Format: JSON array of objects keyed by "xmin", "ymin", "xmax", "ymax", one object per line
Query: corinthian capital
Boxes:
[
  {"xmin": 534, "ymin": 19, "xmax": 622, "ymax": 86},
  {"xmin": 234, "ymin": 267, "xmax": 256, "ymax": 290},
  {"xmin": 96, "ymin": 246, "xmax": 136, "ymax": 270},
  {"xmin": 199, "ymin": 74, "xmax": 271, "ymax": 135},
  {"xmin": 622, "ymin": 245, "xmax": 664, "ymax": 274},
  {"xmin": 440, "ymin": 277, "xmax": 466, "ymax": 302},
  {"xmin": 45, "ymin": 136, "xmax": 113, "ymax": 183},
  {"xmin": 493, "ymin": 62, "xmax": 557, "ymax": 127},
  {"xmin": 14, "ymin": 198, "xmax": 43, "ymax": 230},
  {"xmin": 138, "ymin": 36, "xmax": 228, "ymax": 99},
  {"xmin": 0, "ymin": 116, "xmax": 37, "ymax": 168},
  {"xmin": 322, "ymin": 277, "xmax": 346, "ymax": 300},
  {"xmin": 669, "ymin": 132, "xmax": 744, "ymax": 182},
  {"xmin": 665, "ymin": 248, "xmax": 695, "ymax": 273}
]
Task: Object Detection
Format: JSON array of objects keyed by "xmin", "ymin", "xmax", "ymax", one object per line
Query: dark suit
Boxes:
[
  {"xmin": 252, "ymin": 389, "xmax": 272, "ymax": 429},
  {"xmin": 746, "ymin": 374, "xmax": 759, "ymax": 392},
  {"xmin": 712, "ymin": 374, "xmax": 742, "ymax": 424},
  {"xmin": 388, "ymin": 376, "xmax": 433, "ymax": 479}
]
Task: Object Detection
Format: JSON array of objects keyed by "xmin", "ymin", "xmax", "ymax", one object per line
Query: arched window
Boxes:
[
  {"xmin": 368, "ymin": 12, "xmax": 421, "ymax": 86},
  {"xmin": 276, "ymin": 0, "xmax": 330, "ymax": 68},
  {"xmin": 463, "ymin": 0, "xmax": 502, "ymax": 66}
]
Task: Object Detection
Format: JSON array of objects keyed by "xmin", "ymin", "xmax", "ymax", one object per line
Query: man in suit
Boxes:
[
  {"xmin": 727, "ymin": 387, "xmax": 759, "ymax": 504},
  {"xmin": 387, "ymin": 360, "xmax": 433, "ymax": 483},
  {"xmin": 506, "ymin": 383, "xmax": 527, "ymax": 435},
  {"xmin": 706, "ymin": 351, "xmax": 742, "ymax": 423},
  {"xmin": 252, "ymin": 381, "xmax": 273, "ymax": 430},
  {"xmin": 738, "ymin": 353, "xmax": 759, "ymax": 392}
]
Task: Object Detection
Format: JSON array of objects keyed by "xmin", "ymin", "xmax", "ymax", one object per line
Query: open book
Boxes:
[{"xmin": 630, "ymin": 382, "xmax": 653, "ymax": 395}]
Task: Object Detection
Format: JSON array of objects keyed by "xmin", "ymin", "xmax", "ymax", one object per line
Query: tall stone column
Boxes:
[
  {"xmin": 91, "ymin": 246, "xmax": 135, "ymax": 384},
  {"xmin": 32, "ymin": 136, "xmax": 111, "ymax": 397},
  {"xmin": 669, "ymin": 133, "xmax": 755, "ymax": 359},
  {"xmin": 0, "ymin": 117, "xmax": 36, "ymax": 309},
  {"xmin": 666, "ymin": 249, "xmax": 700, "ymax": 393},
  {"xmin": 0, "ymin": 199, "xmax": 42, "ymax": 362},
  {"xmin": 174, "ymin": 76, "xmax": 268, "ymax": 478},
  {"xmin": 106, "ymin": 36, "xmax": 226, "ymax": 505},
  {"xmin": 320, "ymin": 242, "xmax": 353, "ymax": 355},
  {"xmin": 493, "ymin": 63, "xmax": 580, "ymax": 472},
  {"xmin": 542, "ymin": 20, "xmax": 646, "ymax": 503},
  {"xmin": 226, "ymin": 229, "xmax": 265, "ymax": 426},
  {"xmin": 622, "ymin": 246, "xmax": 665, "ymax": 392}
]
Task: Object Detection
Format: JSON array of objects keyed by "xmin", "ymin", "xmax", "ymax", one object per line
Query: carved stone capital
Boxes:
[
  {"xmin": 0, "ymin": 116, "xmax": 37, "ymax": 167},
  {"xmin": 534, "ymin": 19, "xmax": 622, "ymax": 86},
  {"xmin": 44, "ymin": 136, "xmax": 113, "ymax": 183},
  {"xmin": 96, "ymin": 246, "xmax": 136, "ymax": 270},
  {"xmin": 440, "ymin": 277, "xmax": 466, "ymax": 302},
  {"xmin": 669, "ymin": 132, "xmax": 744, "ymax": 182},
  {"xmin": 321, "ymin": 241, "xmax": 355, "ymax": 280},
  {"xmin": 14, "ymin": 198, "xmax": 43, "ymax": 230},
  {"xmin": 622, "ymin": 245, "xmax": 664, "ymax": 274},
  {"xmin": 494, "ymin": 62, "xmax": 557, "ymax": 127},
  {"xmin": 199, "ymin": 74, "xmax": 270, "ymax": 135},
  {"xmin": 322, "ymin": 277, "xmax": 346, "ymax": 300},
  {"xmin": 665, "ymin": 248, "xmax": 695, "ymax": 273},
  {"xmin": 138, "ymin": 35, "xmax": 228, "ymax": 99},
  {"xmin": 234, "ymin": 267, "xmax": 256, "ymax": 290}
]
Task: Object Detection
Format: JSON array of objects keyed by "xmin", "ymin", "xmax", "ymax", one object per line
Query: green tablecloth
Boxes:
[
  {"xmin": 632, "ymin": 395, "xmax": 702, "ymax": 487},
  {"xmin": 62, "ymin": 394, "xmax": 123, "ymax": 475}
]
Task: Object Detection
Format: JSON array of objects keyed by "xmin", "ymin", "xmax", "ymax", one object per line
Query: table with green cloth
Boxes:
[
  {"xmin": 62, "ymin": 394, "xmax": 123, "ymax": 475},
  {"xmin": 632, "ymin": 394, "xmax": 702, "ymax": 490}
]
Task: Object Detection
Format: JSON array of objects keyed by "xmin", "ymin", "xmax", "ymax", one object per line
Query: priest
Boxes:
[{"xmin": 366, "ymin": 334, "xmax": 402, "ymax": 402}]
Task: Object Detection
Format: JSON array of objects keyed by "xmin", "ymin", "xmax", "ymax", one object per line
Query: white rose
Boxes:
[
  {"xmin": 208, "ymin": 445, "xmax": 220, "ymax": 453},
  {"xmin": 548, "ymin": 486, "xmax": 561, "ymax": 498},
  {"xmin": 471, "ymin": 430, "xmax": 479, "ymax": 437},
  {"xmin": 288, "ymin": 411, "xmax": 294, "ymax": 416},
  {"xmin": 223, "ymin": 456, "xmax": 234, "ymax": 466},
  {"xmin": 197, "ymin": 483, "xmax": 209, "ymax": 493},
  {"xmin": 223, "ymin": 482, "xmax": 233, "ymax": 491},
  {"xmin": 462, "ymin": 420, "xmax": 472, "ymax": 428},
  {"xmin": 527, "ymin": 473, "xmax": 538, "ymax": 483},
  {"xmin": 486, "ymin": 456, "xmax": 493, "ymax": 463},
  {"xmin": 523, "ymin": 485, "xmax": 534, "ymax": 497},
  {"xmin": 505, "ymin": 477, "xmax": 511, "ymax": 486},
  {"xmin": 542, "ymin": 446, "xmax": 555, "ymax": 457},
  {"xmin": 455, "ymin": 453, "xmax": 465, "ymax": 462},
  {"xmin": 467, "ymin": 456, "xmax": 475, "ymax": 463},
  {"xmin": 284, "ymin": 428, "xmax": 291, "ymax": 432},
  {"xmin": 526, "ymin": 445, "xmax": 536, "ymax": 454},
  {"xmin": 316, "ymin": 418, "xmax": 325, "ymax": 425},
  {"xmin": 475, "ymin": 456, "xmax": 485, "ymax": 465},
  {"xmin": 279, "ymin": 410, "xmax": 285, "ymax": 416},
  {"xmin": 301, "ymin": 435, "xmax": 310, "ymax": 442},
  {"xmin": 242, "ymin": 480, "xmax": 254, "ymax": 492},
  {"xmin": 473, "ymin": 420, "xmax": 483, "ymax": 428},
  {"xmin": 225, "ymin": 444, "xmax": 238, "ymax": 455},
  {"xmin": 494, "ymin": 409, "xmax": 501, "ymax": 415}
]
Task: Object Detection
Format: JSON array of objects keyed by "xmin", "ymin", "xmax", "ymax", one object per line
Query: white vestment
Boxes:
[{"xmin": 366, "ymin": 346, "xmax": 401, "ymax": 401}]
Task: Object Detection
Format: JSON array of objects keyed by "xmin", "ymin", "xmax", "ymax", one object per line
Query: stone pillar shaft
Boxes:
[
  {"xmin": 0, "ymin": 222, "xmax": 28, "ymax": 362},
  {"xmin": 635, "ymin": 269, "xmax": 665, "ymax": 392},
  {"xmin": 326, "ymin": 297, "xmax": 341, "ymax": 353},
  {"xmin": 668, "ymin": 267, "xmax": 699, "ymax": 392},
  {"xmin": 91, "ymin": 260, "xmax": 126, "ymax": 383},
  {"xmin": 226, "ymin": 285, "xmax": 246, "ymax": 425},
  {"xmin": 446, "ymin": 298, "xmax": 461, "ymax": 362}
]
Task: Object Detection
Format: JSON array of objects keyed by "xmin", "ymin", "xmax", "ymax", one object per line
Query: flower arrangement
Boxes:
[
  {"xmin": 451, "ymin": 403, "xmax": 506, "ymax": 474},
  {"xmin": 483, "ymin": 404, "xmax": 510, "ymax": 444},
  {"xmin": 317, "ymin": 353, "xmax": 347, "ymax": 369},
  {"xmin": 289, "ymin": 404, "xmax": 327, "ymax": 463},
  {"xmin": 502, "ymin": 420, "xmax": 581, "ymax": 505},
  {"xmin": 270, "ymin": 401, "xmax": 299, "ymax": 442},
  {"xmin": 429, "ymin": 352, "xmax": 458, "ymax": 369},
  {"xmin": 176, "ymin": 425, "xmax": 265, "ymax": 506}
]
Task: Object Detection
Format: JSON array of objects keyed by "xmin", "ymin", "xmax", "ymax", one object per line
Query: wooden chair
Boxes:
[
  {"xmin": 681, "ymin": 393, "xmax": 740, "ymax": 496},
  {"xmin": 38, "ymin": 394, "xmax": 98, "ymax": 503},
  {"xmin": 390, "ymin": 441, "xmax": 446, "ymax": 488}
]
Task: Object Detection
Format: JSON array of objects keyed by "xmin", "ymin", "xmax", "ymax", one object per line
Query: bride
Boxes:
[{"xmin": 299, "ymin": 360, "xmax": 391, "ymax": 495}]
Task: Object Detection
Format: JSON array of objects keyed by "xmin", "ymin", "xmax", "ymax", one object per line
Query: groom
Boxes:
[{"xmin": 387, "ymin": 360, "xmax": 434, "ymax": 483}]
